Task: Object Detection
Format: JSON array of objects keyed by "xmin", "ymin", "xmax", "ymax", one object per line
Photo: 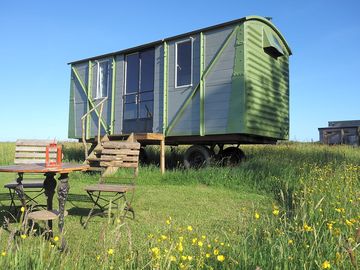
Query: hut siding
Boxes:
[
  {"xmin": 243, "ymin": 21, "xmax": 290, "ymax": 139},
  {"xmin": 204, "ymin": 25, "xmax": 237, "ymax": 134},
  {"xmin": 153, "ymin": 45, "xmax": 163, "ymax": 133},
  {"xmin": 167, "ymin": 34, "xmax": 201, "ymax": 135},
  {"xmin": 89, "ymin": 58, "xmax": 112, "ymax": 138},
  {"xmin": 114, "ymin": 55, "xmax": 125, "ymax": 134},
  {"xmin": 72, "ymin": 62, "xmax": 88, "ymax": 138}
]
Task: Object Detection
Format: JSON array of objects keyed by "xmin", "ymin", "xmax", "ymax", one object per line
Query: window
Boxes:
[
  {"xmin": 175, "ymin": 39, "xmax": 193, "ymax": 87},
  {"xmin": 95, "ymin": 60, "xmax": 110, "ymax": 99},
  {"xmin": 124, "ymin": 49, "xmax": 155, "ymax": 120}
]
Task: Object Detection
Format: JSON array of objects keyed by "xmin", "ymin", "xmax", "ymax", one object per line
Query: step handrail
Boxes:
[{"xmin": 81, "ymin": 97, "xmax": 108, "ymax": 159}]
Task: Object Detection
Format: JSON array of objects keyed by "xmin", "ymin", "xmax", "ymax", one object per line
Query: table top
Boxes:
[{"xmin": 0, "ymin": 163, "xmax": 89, "ymax": 173}]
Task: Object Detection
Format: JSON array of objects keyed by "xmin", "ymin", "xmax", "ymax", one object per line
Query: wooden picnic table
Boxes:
[{"xmin": 0, "ymin": 163, "xmax": 88, "ymax": 243}]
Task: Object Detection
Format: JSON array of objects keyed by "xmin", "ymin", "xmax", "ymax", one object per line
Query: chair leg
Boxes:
[
  {"xmin": 82, "ymin": 191, "xmax": 104, "ymax": 228},
  {"xmin": 124, "ymin": 191, "xmax": 135, "ymax": 220},
  {"xmin": 8, "ymin": 189, "xmax": 16, "ymax": 213}
]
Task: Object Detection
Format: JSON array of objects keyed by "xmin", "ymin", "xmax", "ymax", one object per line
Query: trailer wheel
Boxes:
[
  {"xmin": 221, "ymin": 147, "xmax": 245, "ymax": 166},
  {"xmin": 184, "ymin": 145, "xmax": 212, "ymax": 169}
]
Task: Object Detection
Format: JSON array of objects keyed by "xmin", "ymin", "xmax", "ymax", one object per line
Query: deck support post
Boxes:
[{"xmin": 160, "ymin": 138, "xmax": 165, "ymax": 174}]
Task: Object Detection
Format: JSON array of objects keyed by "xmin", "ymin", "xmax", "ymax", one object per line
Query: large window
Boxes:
[
  {"xmin": 175, "ymin": 39, "xmax": 193, "ymax": 87},
  {"xmin": 124, "ymin": 49, "xmax": 155, "ymax": 120},
  {"xmin": 95, "ymin": 60, "xmax": 110, "ymax": 99}
]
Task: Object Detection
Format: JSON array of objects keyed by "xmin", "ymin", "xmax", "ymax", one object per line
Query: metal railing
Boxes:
[{"xmin": 81, "ymin": 97, "xmax": 108, "ymax": 159}]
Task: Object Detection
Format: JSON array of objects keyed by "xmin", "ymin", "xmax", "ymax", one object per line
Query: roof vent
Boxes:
[{"xmin": 263, "ymin": 29, "xmax": 284, "ymax": 59}]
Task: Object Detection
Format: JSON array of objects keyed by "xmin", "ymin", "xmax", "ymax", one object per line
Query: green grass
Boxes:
[{"xmin": 0, "ymin": 142, "xmax": 359, "ymax": 269}]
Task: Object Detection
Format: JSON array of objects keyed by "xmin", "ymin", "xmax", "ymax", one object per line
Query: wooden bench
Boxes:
[
  {"xmin": 4, "ymin": 139, "xmax": 57, "ymax": 210},
  {"xmin": 82, "ymin": 135, "xmax": 140, "ymax": 227}
]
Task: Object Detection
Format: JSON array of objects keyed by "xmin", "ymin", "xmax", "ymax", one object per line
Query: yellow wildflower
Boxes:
[
  {"xmin": 254, "ymin": 212, "xmax": 260, "ymax": 219},
  {"xmin": 166, "ymin": 216, "xmax": 172, "ymax": 225},
  {"xmin": 205, "ymin": 253, "xmax": 211, "ymax": 258},
  {"xmin": 148, "ymin": 234, "xmax": 154, "ymax": 239},
  {"xmin": 288, "ymin": 239, "xmax": 293, "ymax": 245},
  {"xmin": 213, "ymin": 249, "xmax": 219, "ymax": 255},
  {"xmin": 179, "ymin": 263, "xmax": 185, "ymax": 269},
  {"xmin": 327, "ymin": 223, "xmax": 333, "ymax": 230},
  {"xmin": 201, "ymin": 235, "xmax": 206, "ymax": 239},
  {"xmin": 108, "ymin": 249, "xmax": 114, "ymax": 255},
  {"xmin": 217, "ymin": 255, "xmax": 225, "ymax": 262},
  {"xmin": 170, "ymin": 255, "xmax": 176, "ymax": 262},
  {"xmin": 192, "ymin": 238, "xmax": 197, "ymax": 244},
  {"xmin": 303, "ymin": 224, "xmax": 313, "ymax": 232},
  {"xmin": 20, "ymin": 207, "xmax": 25, "ymax": 213},
  {"xmin": 181, "ymin": 255, "xmax": 187, "ymax": 261},
  {"xmin": 272, "ymin": 209, "xmax": 280, "ymax": 216},
  {"xmin": 345, "ymin": 219, "xmax": 353, "ymax": 226},
  {"xmin": 321, "ymin": 260, "xmax": 331, "ymax": 269},
  {"xmin": 96, "ymin": 255, "xmax": 100, "ymax": 261},
  {"xmin": 54, "ymin": 236, "xmax": 59, "ymax": 242},
  {"xmin": 187, "ymin": 256, "xmax": 193, "ymax": 261},
  {"xmin": 187, "ymin": 225, "xmax": 193, "ymax": 232},
  {"xmin": 161, "ymin": 235, "xmax": 167, "ymax": 240},
  {"xmin": 177, "ymin": 243, "xmax": 184, "ymax": 252},
  {"xmin": 335, "ymin": 208, "xmax": 345, "ymax": 214},
  {"xmin": 20, "ymin": 234, "xmax": 27, "ymax": 239},
  {"xmin": 1, "ymin": 251, "xmax": 6, "ymax": 256},
  {"xmin": 198, "ymin": 241, "xmax": 203, "ymax": 247},
  {"xmin": 151, "ymin": 247, "xmax": 160, "ymax": 258},
  {"xmin": 348, "ymin": 237, "xmax": 355, "ymax": 243}
]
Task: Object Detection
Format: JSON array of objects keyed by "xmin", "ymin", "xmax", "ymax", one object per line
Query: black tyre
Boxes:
[
  {"xmin": 184, "ymin": 145, "xmax": 212, "ymax": 169},
  {"xmin": 221, "ymin": 147, "xmax": 245, "ymax": 166}
]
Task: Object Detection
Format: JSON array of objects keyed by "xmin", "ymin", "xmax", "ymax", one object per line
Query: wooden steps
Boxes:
[
  {"xmin": 85, "ymin": 134, "xmax": 138, "ymax": 174},
  {"xmin": 84, "ymin": 133, "xmax": 165, "ymax": 174}
]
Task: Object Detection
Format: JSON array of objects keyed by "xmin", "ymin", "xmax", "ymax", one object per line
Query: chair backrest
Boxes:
[
  {"xmin": 100, "ymin": 142, "xmax": 140, "ymax": 168},
  {"xmin": 15, "ymin": 139, "xmax": 57, "ymax": 164},
  {"xmin": 99, "ymin": 134, "xmax": 140, "ymax": 179}
]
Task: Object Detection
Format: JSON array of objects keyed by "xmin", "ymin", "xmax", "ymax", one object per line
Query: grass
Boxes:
[{"xmin": 0, "ymin": 142, "xmax": 359, "ymax": 269}]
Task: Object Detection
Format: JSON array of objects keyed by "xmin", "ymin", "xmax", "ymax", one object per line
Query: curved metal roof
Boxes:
[{"xmin": 68, "ymin": 15, "xmax": 291, "ymax": 65}]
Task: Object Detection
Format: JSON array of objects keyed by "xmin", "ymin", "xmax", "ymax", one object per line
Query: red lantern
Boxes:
[{"xmin": 45, "ymin": 143, "xmax": 62, "ymax": 167}]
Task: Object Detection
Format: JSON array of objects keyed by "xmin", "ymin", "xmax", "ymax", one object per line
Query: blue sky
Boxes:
[{"xmin": 0, "ymin": 0, "xmax": 359, "ymax": 142}]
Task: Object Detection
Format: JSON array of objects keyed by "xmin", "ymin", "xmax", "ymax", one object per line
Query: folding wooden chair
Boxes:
[{"xmin": 82, "ymin": 135, "xmax": 140, "ymax": 227}]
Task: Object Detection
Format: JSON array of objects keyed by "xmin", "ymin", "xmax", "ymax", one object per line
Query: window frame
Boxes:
[
  {"xmin": 124, "ymin": 50, "xmax": 155, "ymax": 120},
  {"xmin": 95, "ymin": 59, "xmax": 110, "ymax": 100},
  {"xmin": 175, "ymin": 38, "xmax": 194, "ymax": 88}
]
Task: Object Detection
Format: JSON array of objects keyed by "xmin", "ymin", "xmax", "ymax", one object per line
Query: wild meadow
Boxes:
[{"xmin": 0, "ymin": 142, "xmax": 359, "ymax": 269}]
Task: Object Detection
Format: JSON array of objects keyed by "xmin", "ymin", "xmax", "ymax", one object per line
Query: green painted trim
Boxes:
[
  {"xmin": 110, "ymin": 57, "xmax": 116, "ymax": 135},
  {"xmin": 167, "ymin": 26, "xmax": 239, "ymax": 136},
  {"xmin": 166, "ymin": 84, "xmax": 200, "ymax": 136},
  {"xmin": 228, "ymin": 25, "xmax": 245, "ymax": 133},
  {"xmin": 87, "ymin": 61, "xmax": 92, "ymax": 139},
  {"xmin": 68, "ymin": 74, "xmax": 75, "ymax": 138},
  {"xmin": 199, "ymin": 32, "xmax": 205, "ymax": 136},
  {"xmin": 202, "ymin": 25, "xmax": 239, "ymax": 80},
  {"xmin": 71, "ymin": 66, "xmax": 108, "ymax": 133},
  {"xmin": 163, "ymin": 42, "xmax": 168, "ymax": 134}
]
